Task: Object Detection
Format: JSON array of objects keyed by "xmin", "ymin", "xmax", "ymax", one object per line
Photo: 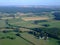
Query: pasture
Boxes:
[{"xmin": 0, "ymin": 15, "xmax": 60, "ymax": 45}]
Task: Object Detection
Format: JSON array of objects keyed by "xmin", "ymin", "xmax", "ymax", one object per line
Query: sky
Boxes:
[{"xmin": 0, "ymin": 0, "xmax": 60, "ymax": 6}]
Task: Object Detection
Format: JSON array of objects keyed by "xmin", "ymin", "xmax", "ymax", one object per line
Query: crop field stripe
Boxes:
[{"xmin": 22, "ymin": 17, "xmax": 49, "ymax": 21}]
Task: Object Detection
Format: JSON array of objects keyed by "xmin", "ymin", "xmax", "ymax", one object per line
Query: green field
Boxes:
[
  {"xmin": 0, "ymin": 32, "xmax": 33, "ymax": 45},
  {"xmin": 8, "ymin": 17, "xmax": 60, "ymax": 28},
  {"xmin": 21, "ymin": 33, "xmax": 59, "ymax": 45},
  {"xmin": 0, "ymin": 37, "xmax": 32, "ymax": 45},
  {"xmin": 0, "ymin": 20, "xmax": 8, "ymax": 27},
  {"xmin": 0, "ymin": 15, "xmax": 60, "ymax": 45},
  {"xmin": 0, "ymin": 29, "xmax": 59, "ymax": 45}
]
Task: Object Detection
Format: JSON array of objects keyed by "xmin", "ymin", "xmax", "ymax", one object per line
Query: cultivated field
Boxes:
[
  {"xmin": 22, "ymin": 17, "xmax": 49, "ymax": 21},
  {"xmin": 0, "ymin": 15, "xmax": 60, "ymax": 45}
]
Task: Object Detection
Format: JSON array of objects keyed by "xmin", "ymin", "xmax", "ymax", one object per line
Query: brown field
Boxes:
[
  {"xmin": 22, "ymin": 17, "xmax": 49, "ymax": 21},
  {"xmin": 19, "ymin": 28, "xmax": 33, "ymax": 32}
]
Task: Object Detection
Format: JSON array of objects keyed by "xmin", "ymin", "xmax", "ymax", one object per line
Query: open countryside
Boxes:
[{"xmin": 0, "ymin": 6, "xmax": 60, "ymax": 45}]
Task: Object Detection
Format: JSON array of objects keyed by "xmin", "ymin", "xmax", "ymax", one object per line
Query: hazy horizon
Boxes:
[{"xmin": 0, "ymin": 0, "xmax": 60, "ymax": 6}]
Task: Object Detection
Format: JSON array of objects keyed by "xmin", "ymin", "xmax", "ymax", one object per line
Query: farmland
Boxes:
[
  {"xmin": 22, "ymin": 17, "xmax": 49, "ymax": 21},
  {"xmin": 0, "ymin": 14, "xmax": 59, "ymax": 45},
  {"xmin": 0, "ymin": 7, "xmax": 60, "ymax": 45}
]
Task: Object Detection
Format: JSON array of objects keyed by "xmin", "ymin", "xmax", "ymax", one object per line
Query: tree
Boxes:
[
  {"xmin": 3, "ymin": 30, "xmax": 8, "ymax": 33},
  {"xmin": 53, "ymin": 12, "xmax": 60, "ymax": 20},
  {"xmin": 42, "ymin": 24, "xmax": 50, "ymax": 27},
  {"xmin": 13, "ymin": 28, "xmax": 20, "ymax": 32},
  {"xmin": 16, "ymin": 33, "xmax": 21, "ymax": 37}
]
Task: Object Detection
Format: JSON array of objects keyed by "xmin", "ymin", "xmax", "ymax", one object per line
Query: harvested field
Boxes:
[
  {"xmin": 22, "ymin": 17, "xmax": 49, "ymax": 21},
  {"xmin": 19, "ymin": 28, "xmax": 33, "ymax": 32},
  {"xmin": 1, "ymin": 17, "xmax": 19, "ymax": 20}
]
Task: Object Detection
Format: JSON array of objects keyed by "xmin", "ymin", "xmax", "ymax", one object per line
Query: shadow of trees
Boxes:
[
  {"xmin": 28, "ymin": 27, "xmax": 60, "ymax": 40},
  {"xmin": 57, "ymin": 41, "xmax": 60, "ymax": 45},
  {"xmin": 53, "ymin": 12, "xmax": 60, "ymax": 20}
]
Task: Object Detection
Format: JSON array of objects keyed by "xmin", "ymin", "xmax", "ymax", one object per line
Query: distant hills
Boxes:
[
  {"xmin": 0, "ymin": 5, "xmax": 60, "ymax": 13},
  {"xmin": 16, "ymin": 5, "xmax": 60, "ymax": 8}
]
